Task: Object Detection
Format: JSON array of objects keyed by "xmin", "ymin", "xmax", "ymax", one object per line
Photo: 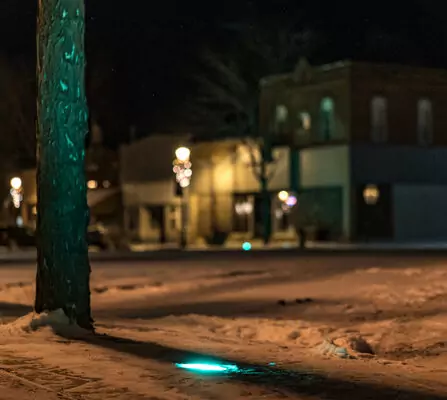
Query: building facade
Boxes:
[
  {"xmin": 119, "ymin": 135, "xmax": 298, "ymax": 245},
  {"xmin": 120, "ymin": 135, "xmax": 189, "ymax": 244},
  {"xmin": 261, "ymin": 59, "xmax": 447, "ymax": 241},
  {"xmin": 10, "ymin": 123, "xmax": 121, "ymax": 231}
]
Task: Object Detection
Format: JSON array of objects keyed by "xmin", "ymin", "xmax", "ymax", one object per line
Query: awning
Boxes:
[{"xmin": 87, "ymin": 188, "xmax": 119, "ymax": 208}]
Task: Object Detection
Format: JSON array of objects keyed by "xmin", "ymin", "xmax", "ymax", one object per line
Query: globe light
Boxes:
[
  {"xmin": 285, "ymin": 195, "xmax": 297, "ymax": 207},
  {"xmin": 363, "ymin": 184, "xmax": 380, "ymax": 205},
  {"xmin": 179, "ymin": 178, "xmax": 190, "ymax": 188},
  {"xmin": 87, "ymin": 180, "xmax": 98, "ymax": 189},
  {"xmin": 278, "ymin": 190, "xmax": 289, "ymax": 202},
  {"xmin": 175, "ymin": 147, "xmax": 191, "ymax": 162},
  {"xmin": 242, "ymin": 242, "xmax": 252, "ymax": 251},
  {"xmin": 10, "ymin": 177, "xmax": 22, "ymax": 190}
]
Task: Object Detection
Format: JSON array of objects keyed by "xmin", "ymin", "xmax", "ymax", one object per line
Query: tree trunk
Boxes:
[{"xmin": 35, "ymin": 0, "xmax": 93, "ymax": 330}]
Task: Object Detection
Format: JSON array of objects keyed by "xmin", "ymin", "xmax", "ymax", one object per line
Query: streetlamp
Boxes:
[
  {"xmin": 10, "ymin": 177, "xmax": 23, "ymax": 209},
  {"xmin": 175, "ymin": 147, "xmax": 191, "ymax": 163},
  {"xmin": 363, "ymin": 184, "xmax": 380, "ymax": 205},
  {"xmin": 173, "ymin": 146, "xmax": 192, "ymax": 248},
  {"xmin": 9, "ymin": 176, "xmax": 23, "ymax": 227},
  {"xmin": 10, "ymin": 177, "xmax": 22, "ymax": 191}
]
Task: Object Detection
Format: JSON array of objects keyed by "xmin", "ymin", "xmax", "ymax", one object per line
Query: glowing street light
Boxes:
[
  {"xmin": 10, "ymin": 177, "xmax": 22, "ymax": 190},
  {"xmin": 173, "ymin": 146, "xmax": 192, "ymax": 249},
  {"xmin": 363, "ymin": 184, "xmax": 380, "ymax": 205},
  {"xmin": 9, "ymin": 177, "xmax": 23, "ymax": 210},
  {"xmin": 278, "ymin": 190, "xmax": 289, "ymax": 202},
  {"xmin": 175, "ymin": 146, "xmax": 191, "ymax": 162}
]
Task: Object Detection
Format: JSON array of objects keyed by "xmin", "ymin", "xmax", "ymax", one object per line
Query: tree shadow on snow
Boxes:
[
  {"xmin": 59, "ymin": 331, "xmax": 447, "ymax": 400},
  {"xmin": 98, "ymin": 296, "xmax": 447, "ymax": 326},
  {"xmin": 0, "ymin": 302, "xmax": 32, "ymax": 318}
]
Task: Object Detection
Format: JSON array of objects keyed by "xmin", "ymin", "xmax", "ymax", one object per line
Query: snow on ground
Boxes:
[{"xmin": 0, "ymin": 256, "xmax": 446, "ymax": 398}]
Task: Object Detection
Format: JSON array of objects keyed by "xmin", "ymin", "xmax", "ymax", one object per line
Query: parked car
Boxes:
[
  {"xmin": 0, "ymin": 226, "xmax": 36, "ymax": 249},
  {"xmin": 0, "ymin": 224, "xmax": 116, "ymax": 251}
]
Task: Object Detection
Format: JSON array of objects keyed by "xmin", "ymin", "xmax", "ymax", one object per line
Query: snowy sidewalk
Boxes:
[
  {"xmin": 0, "ymin": 366, "xmax": 74, "ymax": 400},
  {"xmin": 1, "ymin": 256, "xmax": 447, "ymax": 398}
]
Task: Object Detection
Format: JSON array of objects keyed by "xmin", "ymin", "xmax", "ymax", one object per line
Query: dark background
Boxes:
[{"xmin": 1, "ymin": 0, "xmax": 446, "ymax": 149}]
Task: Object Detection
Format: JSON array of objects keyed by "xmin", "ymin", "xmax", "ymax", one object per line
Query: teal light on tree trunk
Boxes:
[{"xmin": 35, "ymin": 0, "xmax": 93, "ymax": 330}]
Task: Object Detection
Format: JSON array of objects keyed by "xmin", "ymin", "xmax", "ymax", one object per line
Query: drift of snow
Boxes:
[
  {"xmin": 0, "ymin": 258, "xmax": 446, "ymax": 398},
  {"xmin": 0, "ymin": 308, "xmax": 88, "ymax": 337}
]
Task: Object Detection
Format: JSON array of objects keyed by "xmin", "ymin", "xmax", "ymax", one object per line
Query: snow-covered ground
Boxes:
[{"xmin": 0, "ymin": 255, "xmax": 446, "ymax": 399}]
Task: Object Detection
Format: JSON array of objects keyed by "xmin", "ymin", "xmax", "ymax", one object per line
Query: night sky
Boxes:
[{"xmin": 1, "ymin": 0, "xmax": 446, "ymax": 147}]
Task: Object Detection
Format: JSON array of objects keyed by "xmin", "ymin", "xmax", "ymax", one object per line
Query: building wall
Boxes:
[
  {"xmin": 350, "ymin": 145, "xmax": 447, "ymax": 184},
  {"xmin": 393, "ymin": 185, "xmax": 447, "ymax": 241},
  {"xmin": 120, "ymin": 135, "xmax": 189, "ymax": 242},
  {"xmin": 350, "ymin": 63, "xmax": 447, "ymax": 146},
  {"xmin": 190, "ymin": 141, "xmax": 294, "ymax": 240},
  {"xmin": 259, "ymin": 61, "xmax": 352, "ymax": 145},
  {"xmin": 120, "ymin": 134, "xmax": 188, "ymax": 184},
  {"xmin": 300, "ymin": 145, "xmax": 351, "ymax": 238}
]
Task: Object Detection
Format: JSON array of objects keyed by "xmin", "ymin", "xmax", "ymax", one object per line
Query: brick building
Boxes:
[{"xmin": 261, "ymin": 58, "xmax": 447, "ymax": 241}]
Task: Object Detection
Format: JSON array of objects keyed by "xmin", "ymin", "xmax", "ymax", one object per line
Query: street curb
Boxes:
[{"xmin": 1, "ymin": 247, "xmax": 447, "ymax": 263}]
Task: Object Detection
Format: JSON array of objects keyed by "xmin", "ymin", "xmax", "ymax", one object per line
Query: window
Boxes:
[
  {"xmin": 274, "ymin": 105, "xmax": 288, "ymax": 134},
  {"xmin": 371, "ymin": 96, "xmax": 388, "ymax": 143},
  {"xmin": 417, "ymin": 98, "xmax": 433, "ymax": 145},
  {"xmin": 319, "ymin": 97, "xmax": 335, "ymax": 140},
  {"xmin": 233, "ymin": 194, "xmax": 252, "ymax": 232},
  {"xmin": 297, "ymin": 112, "xmax": 311, "ymax": 135}
]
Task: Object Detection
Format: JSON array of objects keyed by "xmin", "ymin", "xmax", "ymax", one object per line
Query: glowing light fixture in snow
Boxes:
[
  {"xmin": 176, "ymin": 363, "xmax": 239, "ymax": 373},
  {"xmin": 242, "ymin": 241, "xmax": 252, "ymax": 251}
]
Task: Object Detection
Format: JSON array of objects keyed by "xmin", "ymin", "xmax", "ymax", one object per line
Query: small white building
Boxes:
[{"xmin": 120, "ymin": 134, "xmax": 188, "ymax": 244}]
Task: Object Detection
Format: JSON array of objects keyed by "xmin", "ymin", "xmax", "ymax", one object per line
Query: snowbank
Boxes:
[{"xmin": 0, "ymin": 309, "xmax": 88, "ymax": 337}]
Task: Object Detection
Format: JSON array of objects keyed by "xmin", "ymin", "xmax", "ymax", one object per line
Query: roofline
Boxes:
[{"xmin": 260, "ymin": 59, "xmax": 447, "ymax": 87}]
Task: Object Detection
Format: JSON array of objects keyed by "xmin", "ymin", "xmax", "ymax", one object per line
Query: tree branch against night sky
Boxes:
[{"xmin": 0, "ymin": 0, "xmax": 447, "ymax": 150}]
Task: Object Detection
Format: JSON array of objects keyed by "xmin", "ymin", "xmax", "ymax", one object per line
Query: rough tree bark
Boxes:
[{"xmin": 35, "ymin": 0, "xmax": 93, "ymax": 330}]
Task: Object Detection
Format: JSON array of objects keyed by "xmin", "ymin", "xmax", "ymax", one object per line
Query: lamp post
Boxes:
[
  {"xmin": 173, "ymin": 146, "xmax": 192, "ymax": 249},
  {"xmin": 9, "ymin": 177, "xmax": 23, "ymax": 226}
]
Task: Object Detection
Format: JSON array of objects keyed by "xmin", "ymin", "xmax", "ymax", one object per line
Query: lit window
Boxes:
[
  {"xmin": 275, "ymin": 105, "xmax": 288, "ymax": 122},
  {"xmin": 371, "ymin": 96, "xmax": 388, "ymax": 143},
  {"xmin": 299, "ymin": 112, "xmax": 311, "ymax": 131},
  {"xmin": 274, "ymin": 105, "xmax": 288, "ymax": 134},
  {"xmin": 319, "ymin": 97, "xmax": 335, "ymax": 140},
  {"xmin": 87, "ymin": 180, "xmax": 98, "ymax": 189},
  {"xmin": 234, "ymin": 201, "xmax": 253, "ymax": 216},
  {"xmin": 233, "ymin": 195, "xmax": 251, "ymax": 232},
  {"xmin": 417, "ymin": 98, "xmax": 433, "ymax": 145}
]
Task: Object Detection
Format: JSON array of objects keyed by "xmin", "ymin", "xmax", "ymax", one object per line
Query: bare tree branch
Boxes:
[{"xmin": 0, "ymin": 57, "xmax": 36, "ymax": 167}]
